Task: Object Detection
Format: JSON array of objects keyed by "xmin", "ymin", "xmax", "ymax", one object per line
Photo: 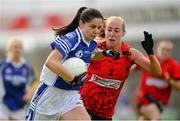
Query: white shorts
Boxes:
[
  {"xmin": 27, "ymin": 83, "xmax": 84, "ymax": 121},
  {"xmin": 0, "ymin": 101, "xmax": 27, "ymax": 120}
]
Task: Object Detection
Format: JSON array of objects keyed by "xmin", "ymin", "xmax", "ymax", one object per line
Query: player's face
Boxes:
[
  {"xmin": 10, "ymin": 41, "xmax": 23, "ymax": 59},
  {"xmin": 80, "ymin": 18, "xmax": 103, "ymax": 42},
  {"xmin": 157, "ymin": 42, "xmax": 172, "ymax": 61},
  {"xmin": 105, "ymin": 19, "xmax": 125, "ymax": 49}
]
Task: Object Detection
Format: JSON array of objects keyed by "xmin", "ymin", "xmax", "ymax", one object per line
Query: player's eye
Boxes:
[
  {"xmin": 97, "ymin": 26, "xmax": 102, "ymax": 30},
  {"xmin": 90, "ymin": 25, "xmax": 96, "ymax": 29},
  {"xmin": 107, "ymin": 29, "xmax": 112, "ymax": 32}
]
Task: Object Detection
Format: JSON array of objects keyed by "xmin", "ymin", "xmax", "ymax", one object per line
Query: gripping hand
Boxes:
[
  {"xmin": 70, "ymin": 72, "xmax": 87, "ymax": 86},
  {"xmin": 103, "ymin": 50, "xmax": 120, "ymax": 60}
]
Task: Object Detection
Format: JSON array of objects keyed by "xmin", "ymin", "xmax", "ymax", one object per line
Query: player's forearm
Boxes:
[
  {"xmin": 169, "ymin": 79, "xmax": 180, "ymax": 90},
  {"xmin": 91, "ymin": 51, "xmax": 105, "ymax": 60},
  {"xmin": 45, "ymin": 60, "xmax": 74, "ymax": 82},
  {"xmin": 149, "ymin": 55, "xmax": 161, "ymax": 76}
]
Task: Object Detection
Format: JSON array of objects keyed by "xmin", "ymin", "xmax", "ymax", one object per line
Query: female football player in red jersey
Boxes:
[
  {"xmin": 80, "ymin": 16, "xmax": 161, "ymax": 120},
  {"xmin": 136, "ymin": 40, "xmax": 180, "ymax": 120}
]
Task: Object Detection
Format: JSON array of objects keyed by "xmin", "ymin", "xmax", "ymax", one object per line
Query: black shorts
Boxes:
[
  {"xmin": 138, "ymin": 94, "xmax": 164, "ymax": 113},
  {"xmin": 86, "ymin": 109, "xmax": 112, "ymax": 120}
]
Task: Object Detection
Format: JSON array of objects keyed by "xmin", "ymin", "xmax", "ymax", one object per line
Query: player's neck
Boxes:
[{"xmin": 12, "ymin": 57, "xmax": 21, "ymax": 64}]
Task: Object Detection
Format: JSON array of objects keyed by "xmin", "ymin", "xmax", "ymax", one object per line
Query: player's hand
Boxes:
[
  {"xmin": 23, "ymin": 93, "xmax": 32, "ymax": 103},
  {"xmin": 70, "ymin": 72, "xmax": 87, "ymax": 86},
  {"xmin": 141, "ymin": 31, "xmax": 154, "ymax": 55},
  {"xmin": 103, "ymin": 50, "xmax": 120, "ymax": 60}
]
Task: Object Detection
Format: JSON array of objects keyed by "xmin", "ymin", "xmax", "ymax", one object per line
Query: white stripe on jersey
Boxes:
[
  {"xmin": 30, "ymin": 103, "xmax": 35, "ymax": 110},
  {"xmin": 56, "ymin": 35, "xmax": 71, "ymax": 49},
  {"xmin": 62, "ymin": 39, "xmax": 71, "ymax": 49},
  {"xmin": 55, "ymin": 39, "xmax": 69, "ymax": 54},
  {"xmin": 58, "ymin": 35, "xmax": 72, "ymax": 49},
  {"xmin": 56, "ymin": 40, "xmax": 69, "ymax": 54},
  {"xmin": 60, "ymin": 40, "xmax": 71, "ymax": 52}
]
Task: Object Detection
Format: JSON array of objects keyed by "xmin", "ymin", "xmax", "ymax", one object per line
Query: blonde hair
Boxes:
[
  {"xmin": 6, "ymin": 37, "xmax": 23, "ymax": 57},
  {"xmin": 97, "ymin": 16, "xmax": 126, "ymax": 39},
  {"xmin": 106, "ymin": 16, "xmax": 126, "ymax": 32}
]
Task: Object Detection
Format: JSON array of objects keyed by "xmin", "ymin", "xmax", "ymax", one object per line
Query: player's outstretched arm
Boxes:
[{"xmin": 130, "ymin": 31, "xmax": 161, "ymax": 76}]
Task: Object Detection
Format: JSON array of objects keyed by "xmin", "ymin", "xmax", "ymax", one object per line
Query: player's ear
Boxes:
[
  {"xmin": 79, "ymin": 20, "xmax": 84, "ymax": 28},
  {"xmin": 122, "ymin": 30, "xmax": 126, "ymax": 37}
]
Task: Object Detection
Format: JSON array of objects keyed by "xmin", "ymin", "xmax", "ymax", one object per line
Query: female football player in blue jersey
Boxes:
[
  {"xmin": 26, "ymin": 7, "xmax": 111, "ymax": 120},
  {"xmin": 0, "ymin": 37, "xmax": 36, "ymax": 120}
]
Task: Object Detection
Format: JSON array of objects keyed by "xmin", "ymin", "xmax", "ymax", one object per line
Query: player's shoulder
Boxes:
[
  {"xmin": 58, "ymin": 31, "xmax": 79, "ymax": 45},
  {"xmin": 0, "ymin": 58, "xmax": 12, "ymax": 71},
  {"xmin": 92, "ymin": 39, "xmax": 98, "ymax": 44},
  {"xmin": 89, "ymin": 39, "xmax": 98, "ymax": 48},
  {"xmin": 167, "ymin": 57, "xmax": 178, "ymax": 65},
  {"xmin": 64, "ymin": 31, "xmax": 77, "ymax": 40},
  {"xmin": 57, "ymin": 31, "xmax": 77, "ymax": 41},
  {"xmin": 0, "ymin": 58, "xmax": 8, "ymax": 66},
  {"xmin": 121, "ymin": 41, "xmax": 132, "ymax": 51}
]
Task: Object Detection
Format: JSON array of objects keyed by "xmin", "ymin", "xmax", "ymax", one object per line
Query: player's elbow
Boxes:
[
  {"xmin": 175, "ymin": 81, "xmax": 180, "ymax": 90},
  {"xmin": 45, "ymin": 59, "xmax": 51, "ymax": 68},
  {"xmin": 173, "ymin": 85, "xmax": 180, "ymax": 90},
  {"xmin": 45, "ymin": 59, "xmax": 55, "ymax": 70}
]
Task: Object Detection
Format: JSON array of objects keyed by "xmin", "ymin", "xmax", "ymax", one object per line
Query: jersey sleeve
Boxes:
[
  {"xmin": 51, "ymin": 31, "xmax": 78, "ymax": 58},
  {"xmin": 171, "ymin": 62, "xmax": 180, "ymax": 80},
  {"xmin": 171, "ymin": 61, "xmax": 180, "ymax": 80}
]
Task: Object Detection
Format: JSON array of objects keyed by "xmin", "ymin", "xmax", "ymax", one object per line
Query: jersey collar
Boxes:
[
  {"xmin": 6, "ymin": 57, "xmax": 26, "ymax": 68},
  {"xmin": 76, "ymin": 27, "xmax": 90, "ymax": 47}
]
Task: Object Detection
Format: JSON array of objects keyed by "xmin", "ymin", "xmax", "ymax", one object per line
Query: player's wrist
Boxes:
[
  {"xmin": 167, "ymin": 78, "xmax": 173, "ymax": 83},
  {"xmin": 146, "ymin": 49, "xmax": 154, "ymax": 55},
  {"xmin": 69, "ymin": 76, "xmax": 76, "ymax": 84}
]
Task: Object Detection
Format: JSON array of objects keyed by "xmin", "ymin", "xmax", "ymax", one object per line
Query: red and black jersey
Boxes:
[
  {"xmin": 137, "ymin": 57, "xmax": 180, "ymax": 105},
  {"xmin": 80, "ymin": 41, "xmax": 134, "ymax": 119}
]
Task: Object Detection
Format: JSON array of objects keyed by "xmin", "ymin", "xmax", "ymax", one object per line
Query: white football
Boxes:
[{"xmin": 63, "ymin": 57, "xmax": 87, "ymax": 76}]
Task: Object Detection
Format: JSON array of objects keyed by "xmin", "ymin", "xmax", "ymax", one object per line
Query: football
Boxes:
[{"xmin": 62, "ymin": 57, "xmax": 87, "ymax": 76}]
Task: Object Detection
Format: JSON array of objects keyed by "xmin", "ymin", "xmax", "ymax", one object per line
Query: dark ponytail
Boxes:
[
  {"xmin": 53, "ymin": 7, "xmax": 103, "ymax": 37},
  {"xmin": 53, "ymin": 7, "xmax": 87, "ymax": 36}
]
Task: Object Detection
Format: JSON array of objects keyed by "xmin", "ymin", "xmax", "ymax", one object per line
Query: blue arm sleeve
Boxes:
[{"xmin": 51, "ymin": 35, "xmax": 74, "ymax": 58}]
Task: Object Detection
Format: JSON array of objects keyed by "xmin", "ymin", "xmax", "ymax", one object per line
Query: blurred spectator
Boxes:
[
  {"xmin": 0, "ymin": 37, "xmax": 36, "ymax": 120},
  {"xmin": 135, "ymin": 40, "xmax": 180, "ymax": 120}
]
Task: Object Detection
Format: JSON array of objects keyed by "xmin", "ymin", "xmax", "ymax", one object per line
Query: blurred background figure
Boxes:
[
  {"xmin": 135, "ymin": 40, "xmax": 180, "ymax": 120},
  {"xmin": 0, "ymin": 37, "xmax": 36, "ymax": 120}
]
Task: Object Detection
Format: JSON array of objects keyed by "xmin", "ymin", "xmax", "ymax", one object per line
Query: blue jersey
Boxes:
[
  {"xmin": 0, "ymin": 58, "xmax": 36, "ymax": 111},
  {"xmin": 40, "ymin": 27, "xmax": 97, "ymax": 90}
]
